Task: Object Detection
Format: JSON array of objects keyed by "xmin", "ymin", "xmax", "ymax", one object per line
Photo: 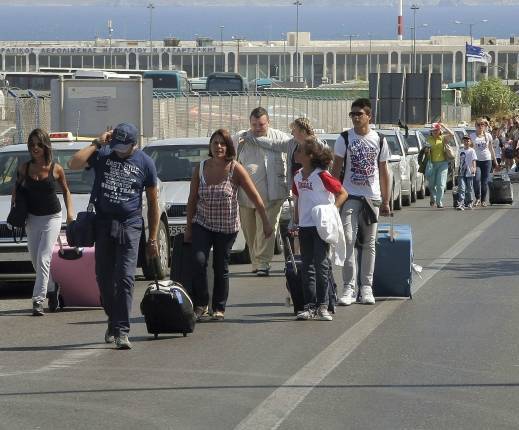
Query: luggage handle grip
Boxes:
[
  {"xmin": 284, "ymin": 235, "xmax": 298, "ymax": 276},
  {"xmin": 151, "ymin": 256, "xmax": 162, "ymax": 290}
]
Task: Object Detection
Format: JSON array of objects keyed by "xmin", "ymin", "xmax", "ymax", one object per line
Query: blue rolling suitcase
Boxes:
[{"xmin": 372, "ymin": 222, "xmax": 413, "ymax": 299}]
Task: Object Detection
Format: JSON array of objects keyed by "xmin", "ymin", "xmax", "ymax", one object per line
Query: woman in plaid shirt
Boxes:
[{"xmin": 185, "ymin": 129, "xmax": 273, "ymax": 321}]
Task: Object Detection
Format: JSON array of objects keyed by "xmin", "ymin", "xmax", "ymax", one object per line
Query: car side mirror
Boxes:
[{"xmin": 407, "ymin": 147, "xmax": 419, "ymax": 155}]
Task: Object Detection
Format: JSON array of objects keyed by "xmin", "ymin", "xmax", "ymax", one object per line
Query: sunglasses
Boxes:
[
  {"xmin": 476, "ymin": 123, "xmax": 487, "ymax": 126},
  {"xmin": 349, "ymin": 111, "xmax": 366, "ymax": 118}
]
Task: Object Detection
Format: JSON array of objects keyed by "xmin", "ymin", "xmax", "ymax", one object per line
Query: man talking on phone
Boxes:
[{"xmin": 68, "ymin": 123, "xmax": 159, "ymax": 350}]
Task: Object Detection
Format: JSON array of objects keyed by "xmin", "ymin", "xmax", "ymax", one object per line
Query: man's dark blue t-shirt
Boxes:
[{"xmin": 87, "ymin": 146, "xmax": 158, "ymax": 219}]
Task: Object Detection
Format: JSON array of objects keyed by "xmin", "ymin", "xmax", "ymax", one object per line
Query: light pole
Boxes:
[
  {"xmin": 232, "ymin": 36, "xmax": 245, "ymax": 75},
  {"xmin": 281, "ymin": 32, "xmax": 286, "ymax": 81},
  {"xmin": 194, "ymin": 33, "xmax": 200, "ymax": 77},
  {"xmin": 455, "ymin": 19, "xmax": 488, "ymax": 89},
  {"xmin": 219, "ymin": 26, "xmax": 224, "ymax": 71},
  {"xmin": 368, "ymin": 33, "xmax": 372, "ymax": 75},
  {"xmin": 293, "ymin": 0, "xmax": 302, "ymax": 82},
  {"xmin": 107, "ymin": 19, "xmax": 114, "ymax": 69},
  {"xmin": 411, "ymin": 4, "xmax": 419, "ymax": 73},
  {"xmin": 344, "ymin": 34, "xmax": 359, "ymax": 80},
  {"xmin": 147, "ymin": 3, "xmax": 154, "ymax": 70}
]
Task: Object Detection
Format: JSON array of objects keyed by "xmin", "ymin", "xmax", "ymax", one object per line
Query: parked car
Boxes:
[
  {"xmin": 142, "ymin": 137, "xmax": 284, "ymax": 265},
  {"xmin": 318, "ymin": 132, "xmax": 403, "ymax": 210},
  {"xmin": 404, "ymin": 129, "xmax": 427, "ymax": 200},
  {"xmin": 0, "ymin": 135, "xmax": 171, "ymax": 281},
  {"xmin": 376, "ymin": 128, "xmax": 410, "ymax": 209}
]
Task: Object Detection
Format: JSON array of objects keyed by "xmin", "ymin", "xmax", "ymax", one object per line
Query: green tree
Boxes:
[{"xmin": 467, "ymin": 78, "xmax": 519, "ymax": 118}]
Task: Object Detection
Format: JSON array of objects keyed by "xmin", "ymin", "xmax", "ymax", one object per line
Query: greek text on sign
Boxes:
[{"xmin": 67, "ymin": 87, "xmax": 117, "ymax": 99}]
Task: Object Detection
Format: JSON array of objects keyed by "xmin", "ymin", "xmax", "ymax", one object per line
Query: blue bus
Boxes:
[
  {"xmin": 143, "ymin": 70, "xmax": 189, "ymax": 96},
  {"xmin": 205, "ymin": 72, "xmax": 247, "ymax": 93}
]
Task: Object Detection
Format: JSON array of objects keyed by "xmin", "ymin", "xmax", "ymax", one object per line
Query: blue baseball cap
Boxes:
[{"xmin": 110, "ymin": 123, "xmax": 138, "ymax": 151}]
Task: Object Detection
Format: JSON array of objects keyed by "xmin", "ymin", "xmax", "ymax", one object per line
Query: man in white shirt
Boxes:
[
  {"xmin": 234, "ymin": 107, "xmax": 295, "ymax": 276},
  {"xmin": 331, "ymin": 98, "xmax": 391, "ymax": 305}
]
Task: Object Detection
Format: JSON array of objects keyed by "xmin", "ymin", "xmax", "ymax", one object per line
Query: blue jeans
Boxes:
[
  {"xmin": 95, "ymin": 217, "xmax": 143, "ymax": 337},
  {"xmin": 191, "ymin": 223, "xmax": 237, "ymax": 312},
  {"xmin": 458, "ymin": 175, "xmax": 474, "ymax": 206},
  {"xmin": 430, "ymin": 161, "xmax": 449, "ymax": 205},
  {"xmin": 474, "ymin": 160, "xmax": 492, "ymax": 202},
  {"xmin": 299, "ymin": 226, "xmax": 330, "ymax": 307}
]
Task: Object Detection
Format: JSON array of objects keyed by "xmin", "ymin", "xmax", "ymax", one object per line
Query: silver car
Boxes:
[
  {"xmin": 0, "ymin": 140, "xmax": 171, "ymax": 281},
  {"xmin": 403, "ymin": 129, "xmax": 427, "ymax": 200}
]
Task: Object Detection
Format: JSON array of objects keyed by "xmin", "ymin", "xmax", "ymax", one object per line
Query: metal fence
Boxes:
[
  {"xmin": 151, "ymin": 93, "xmax": 353, "ymax": 139},
  {"xmin": 0, "ymin": 90, "xmax": 471, "ymax": 145},
  {"xmin": 1, "ymin": 92, "xmax": 51, "ymax": 144}
]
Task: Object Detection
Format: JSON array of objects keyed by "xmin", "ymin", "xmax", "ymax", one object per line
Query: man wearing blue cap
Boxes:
[{"xmin": 69, "ymin": 123, "xmax": 159, "ymax": 350}]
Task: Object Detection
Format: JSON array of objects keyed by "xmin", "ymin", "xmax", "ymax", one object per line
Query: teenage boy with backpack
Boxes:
[{"xmin": 330, "ymin": 98, "xmax": 391, "ymax": 306}]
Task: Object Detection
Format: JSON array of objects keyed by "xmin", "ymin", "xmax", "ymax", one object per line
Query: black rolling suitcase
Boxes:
[
  {"xmin": 140, "ymin": 258, "xmax": 196, "ymax": 339},
  {"xmin": 170, "ymin": 233, "xmax": 213, "ymax": 297},
  {"xmin": 489, "ymin": 173, "xmax": 513, "ymax": 205},
  {"xmin": 284, "ymin": 236, "xmax": 337, "ymax": 315}
]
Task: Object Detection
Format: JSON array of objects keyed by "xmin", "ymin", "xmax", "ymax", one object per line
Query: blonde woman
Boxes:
[{"xmin": 469, "ymin": 118, "xmax": 498, "ymax": 207}]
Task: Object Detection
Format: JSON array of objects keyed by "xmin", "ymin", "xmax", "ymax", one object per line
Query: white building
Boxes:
[{"xmin": 1, "ymin": 32, "xmax": 518, "ymax": 87}]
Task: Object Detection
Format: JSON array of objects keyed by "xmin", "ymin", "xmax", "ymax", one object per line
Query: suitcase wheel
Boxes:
[
  {"xmin": 154, "ymin": 333, "xmax": 158, "ymax": 340},
  {"xmin": 183, "ymin": 333, "xmax": 187, "ymax": 337}
]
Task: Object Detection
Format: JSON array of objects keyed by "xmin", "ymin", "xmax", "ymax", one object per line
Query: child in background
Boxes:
[
  {"xmin": 457, "ymin": 135, "xmax": 477, "ymax": 210},
  {"xmin": 291, "ymin": 137, "xmax": 348, "ymax": 321}
]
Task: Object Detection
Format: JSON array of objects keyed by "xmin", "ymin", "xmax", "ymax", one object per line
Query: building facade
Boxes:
[{"xmin": 1, "ymin": 33, "xmax": 518, "ymax": 87}]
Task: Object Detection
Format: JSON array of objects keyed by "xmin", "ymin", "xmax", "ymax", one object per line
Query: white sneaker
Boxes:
[
  {"xmin": 337, "ymin": 286, "xmax": 355, "ymax": 306},
  {"xmin": 360, "ymin": 286, "xmax": 376, "ymax": 305},
  {"xmin": 296, "ymin": 307, "xmax": 314, "ymax": 320},
  {"xmin": 316, "ymin": 305, "xmax": 333, "ymax": 321}
]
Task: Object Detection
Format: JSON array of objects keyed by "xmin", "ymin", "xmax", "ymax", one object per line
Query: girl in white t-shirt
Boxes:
[
  {"xmin": 291, "ymin": 137, "xmax": 348, "ymax": 321},
  {"xmin": 469, "ymin": 117, "xmax": 498, "ymax": 207},
  {"xmin": 457, "ymin": 136, "xmax": 477, "ymax": 210}
]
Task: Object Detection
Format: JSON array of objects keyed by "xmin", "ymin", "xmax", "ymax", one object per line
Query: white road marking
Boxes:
[
  {"xmin": 234, "ymin": 208, "xmax": 509, "ymax": 430},
  {"xmin": 0, "ymin": 348, "xmax": 104, "ymax": 377}
]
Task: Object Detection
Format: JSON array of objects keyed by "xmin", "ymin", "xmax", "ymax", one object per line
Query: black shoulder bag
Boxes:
[
  {"xmin": 66, "ymin": 163, "xmax": 101, "ymax": 248},
  {"xmin": 7, "ymin": 162, "xmax": 30, "ymax": 243}
]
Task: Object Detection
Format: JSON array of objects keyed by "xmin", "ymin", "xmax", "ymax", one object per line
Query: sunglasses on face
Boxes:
[
  {"xmin": 476, "ymin": 123, "xmax": 487, "ymax": 126},
  {"xmin": 349, "ymin": 111, "xmax": 366, "ymax": 118}
]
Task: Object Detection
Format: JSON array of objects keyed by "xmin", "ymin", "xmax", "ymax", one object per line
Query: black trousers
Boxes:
[{"xmin": 191, "ymin": 223, "xmax": 237, "ymax": 312}]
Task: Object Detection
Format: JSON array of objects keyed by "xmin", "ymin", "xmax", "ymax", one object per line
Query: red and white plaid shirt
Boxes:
[{"xmin": 193, "ymin": 160, "xmax": 240, "ymax": 234}]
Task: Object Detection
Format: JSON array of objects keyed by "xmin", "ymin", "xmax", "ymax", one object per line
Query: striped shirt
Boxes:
[{"xmin": 193, "ymin": 159, "xmax": 240, "ymax": 234}]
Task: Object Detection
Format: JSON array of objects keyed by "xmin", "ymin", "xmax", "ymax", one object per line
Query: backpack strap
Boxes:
[{"xmin": 339, "ymin": 130, "xmax": 349, "ymax": 183}]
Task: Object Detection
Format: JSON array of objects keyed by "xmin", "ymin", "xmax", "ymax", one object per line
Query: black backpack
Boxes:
[{"xmin": 338, "ymin": 130, "xmax": 385, "ymax": 184}]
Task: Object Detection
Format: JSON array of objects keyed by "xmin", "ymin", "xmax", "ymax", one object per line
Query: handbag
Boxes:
[
  {"xmin": 425, "ymin": 160, "xmax": 433, "ymax": 179},
  {"xmin": 443, "ymin": 143, "xmax": 455, "ymax": 161},
  {"xmin": 6, "ymin": 163, "xmax": 30, "ymax": 243},
  {"xmin": 66, "ymin": 167, "xmax": 100, "ymax": 247},
  {"xmin": 6, "ymin": 183, "xmax": 28, "ymax": 243}
]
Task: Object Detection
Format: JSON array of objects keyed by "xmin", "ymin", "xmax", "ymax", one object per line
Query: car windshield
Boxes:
[
  {"xmin": 0, "ymin": 149, "xmax": 94, "ymax": 196},
  {"xmin": 143, "ymin": 145, "xmax": 207, "ymax": 182},
  {"xmin": 406, "ymin": 134, "xmax": 420, "ymax": 149},
  {"xmin": 383, "ymin": 135, "xmax": 403, "ymax": 156}
]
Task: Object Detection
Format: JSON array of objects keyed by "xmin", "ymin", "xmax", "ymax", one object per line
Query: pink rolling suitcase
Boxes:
[{"xmin": 49, "ymin": 235, "xmax": 102, "ymax": 311}]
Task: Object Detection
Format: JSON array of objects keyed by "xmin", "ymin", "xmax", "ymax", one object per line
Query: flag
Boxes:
[{"xmin": 465, "ymin": 43, "xmax": 490, "ymax": 64}]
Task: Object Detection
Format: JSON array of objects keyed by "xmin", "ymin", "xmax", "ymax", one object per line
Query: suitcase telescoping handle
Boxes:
[{"xmin": 284, "ymin": 235, "xmax": 298, "ymax": 276}]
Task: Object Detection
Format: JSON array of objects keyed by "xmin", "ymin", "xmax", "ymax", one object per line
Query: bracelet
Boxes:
[{"xmin": 148, "ymin": 238, "xmax": 157, "ymax": 244}]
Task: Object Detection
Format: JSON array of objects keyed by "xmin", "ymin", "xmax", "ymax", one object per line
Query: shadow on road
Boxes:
[{"xmin": 441, "ymin": 258, "xmax": 519, "ymax": 280}]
